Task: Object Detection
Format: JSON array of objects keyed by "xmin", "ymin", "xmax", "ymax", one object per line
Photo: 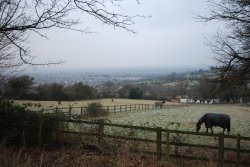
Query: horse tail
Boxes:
[{"xmin": 228, "ymin": 118, "xmax": 231, "ymax": 132}]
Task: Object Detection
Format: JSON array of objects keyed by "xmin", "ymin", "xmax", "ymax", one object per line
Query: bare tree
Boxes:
[
  {"xmin": 0, "ymin": 0, "xmax": 141, "ymax": 82},
  {"xmin": 197, "ymin": 0, "xmax": 250, "ymax": 87}
]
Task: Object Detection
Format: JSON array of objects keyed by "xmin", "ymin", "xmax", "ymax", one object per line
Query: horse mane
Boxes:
[{"xmin": 197, "ymin": 114, "xmax": 205, "ymax": 126}]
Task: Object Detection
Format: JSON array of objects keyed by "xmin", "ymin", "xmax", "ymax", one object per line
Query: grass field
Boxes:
[
  {"xmin": 16, "ymin": 98, "xmax": 174, "ymax": 108},
  {"xmin": 16, "ymin": 99, "xmax": 250, "ymax": 138},
  {"xmin": 108, "ymin": 104, "xmax": 250, "ymax": 136},
  {"xmin": 13, "ymin": 99, "xmax": 250, "ymax": 164},
  {"xmin": 104, "ymin": 103, "xmax": 250, "ymax": 152}
]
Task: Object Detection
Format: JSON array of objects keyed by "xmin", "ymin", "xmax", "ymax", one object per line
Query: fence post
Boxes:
[
  {"xmin": 218, "ymin": 133, "xmax": 224, "ymax": 167},
  {"xmin": 80, "ymin": 106, "xmax": 83, "ymax": 115},
  {"xmin": 38, "ymin": 109, "xmax": 44, "ymax": 150},
  {"xmin": 114, "ymin": 106, "xmax": 116, "ymax": 113},
  {"xmin": 156, "ymin": 127, "xmax": 162, "ymax": 160},
  {"xmin": 55, "ymin": 107, "xmax": 58, "ymax": 113},
  {"xmin": 68, "ymin": 106, "xmax": 72, "ymax": 118},
  {"xmin": 98, "ymin": 120, "xmax": 104, "ymax": 145},
  {"xmin": 165, "ymin": 130, "xmax": 170, "ymax": 161},
  {"xmin": 120, "ymin": 105, "xmax": 122, "ymax": 112},
  {"xmin": 107, "ymin": 106, "xmax": 110, "ymax": 113},
  {"xmin": 236, "ymin": 134, "xmax": 241, "ymax": 165}
]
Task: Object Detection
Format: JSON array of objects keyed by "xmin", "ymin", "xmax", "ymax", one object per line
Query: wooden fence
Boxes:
[
  {"xmin": 51, "ymin": 119, "xmax": 250, "ymax": 167},
  {"xmin": 43, "ymin": 103, "xmax": 165, "ymax": 116}
]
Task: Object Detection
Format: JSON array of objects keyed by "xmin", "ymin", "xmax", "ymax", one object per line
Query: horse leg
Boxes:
[
  {"xmin": 210, "ymin": 127, "xmax": 213, "ymax": 134},
  {"xmin": 206, "ymin": 128, "xmax": 208, "ymax": 133},
  {"xmin": 223, "ymin": 128, "xmax": 225, "ymax": 134}
]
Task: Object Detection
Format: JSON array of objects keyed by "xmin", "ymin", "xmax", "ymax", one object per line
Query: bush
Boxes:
[
  {"xmin": 85, "ymin": 102, "xmax": 109, "ymax": 117},
  {"xmin": 0, "ymin": 99, "xmax": 67, "ymax": 147},
  {"xmin": 128, "ymin": 87, "xmax": 144, "ymax": 99}
]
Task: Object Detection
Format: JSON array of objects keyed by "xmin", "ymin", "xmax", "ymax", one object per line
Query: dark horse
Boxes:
[
  {"xmin": 196, "ymin": 113, "xmax": 230, "ymax": 134},
  {"xmin": 155, "ymin": 100, "xmax": 165, "ymax": 108}
]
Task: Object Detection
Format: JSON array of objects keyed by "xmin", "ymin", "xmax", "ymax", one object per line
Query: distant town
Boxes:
[{"xmin": 26, "ymin": 67, "xmax": 206, "ymax": 87}]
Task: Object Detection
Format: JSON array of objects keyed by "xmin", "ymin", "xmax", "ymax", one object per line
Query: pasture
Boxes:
[
  {"xmin": 15, "ymin": 98, "xmax": 178, "ymax": 109},
  {"xmin": 15, "ymin": 99, "xmax": 250, "ymax": 164},
  {"xmin": 16, "ymin": 99, "xmax": 250, "ymax": 137},
  {"xmin": 103, "ymin": 104, "xmax": 250, "ymax": 155},
  {"xmin": 53, "ymin": 103, "xmax": 250, "ymax": 165},
  {"xmin": 108, "ymin": 104, "xmax": 250, "ymax": 137}
]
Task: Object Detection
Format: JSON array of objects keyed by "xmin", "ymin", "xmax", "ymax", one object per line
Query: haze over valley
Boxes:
[{"xmin": 27, "ymin": 67, "xmax": 208, "ymax": 86}]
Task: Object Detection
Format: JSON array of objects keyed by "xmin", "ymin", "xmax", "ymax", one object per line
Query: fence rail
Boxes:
[
  {"xmin": 42, "ymin": 103, "xmax": 166, "ymax": 117},
  {"xmin": 50, "ymin": 119, "xmax": 250, "ymax": 166}
]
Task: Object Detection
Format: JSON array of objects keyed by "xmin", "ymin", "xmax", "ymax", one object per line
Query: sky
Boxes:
[{"xmin": 29, "ymin": 0, "xmax": 219, "ymax": 72}]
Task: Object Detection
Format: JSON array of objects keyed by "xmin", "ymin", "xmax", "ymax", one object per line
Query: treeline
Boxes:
[
  {"xmin": 2, "ymin": 75, "xmax": 250, "ymax": 103},
  {"xmin": 1, "ymin": 75, "xmax": 149, "ymax": 101},
  {"xmin": 1, "ymin": 75, "xmax": 164, "ymax": 101},
  {"xmin": 2, "ymin": 76, "xmax": 98, "ymax": 101}
]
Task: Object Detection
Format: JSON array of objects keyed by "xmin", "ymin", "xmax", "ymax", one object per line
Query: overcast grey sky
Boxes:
[{"xmin": 29, "ymin": 0, "xmax": 219, "ymax": 72}]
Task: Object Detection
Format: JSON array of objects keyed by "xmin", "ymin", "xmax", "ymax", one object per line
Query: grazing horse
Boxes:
[
  {"xmin": 196, "ymin": 113, "xmax": 230, "ymax": 134},
  {"xmin": 155, "ymin": 100, "xmax": 165, "ymax": 108}
]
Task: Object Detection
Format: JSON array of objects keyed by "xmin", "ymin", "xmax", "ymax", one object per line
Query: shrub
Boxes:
[
  {"xmin": 128, "ymin": 87, "xmax": 144, "ymax": 99},
  {"xmin": 85, "ymin": 102, "xmax": 109, "ymax": 117},
  {"xmin": 0, "ymin": 99, "xmax": 67, "ymax": 147}
]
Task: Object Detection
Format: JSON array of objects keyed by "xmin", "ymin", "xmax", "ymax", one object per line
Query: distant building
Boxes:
[{"xmin": 179, "ymin": 98, "xmax": 220, "ymax": 104}]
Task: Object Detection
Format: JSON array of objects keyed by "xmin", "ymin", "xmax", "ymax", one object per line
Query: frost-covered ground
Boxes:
[
  {"xmin": 108, "ymin": 104, "xmax": 250, "ymax": 136},
  {"xmin": 106, "ymin": 104, "xmax": 250, "ymax": 149},
  {"xmin": 15, "ymin": 99, "xmax": 162, "ymax": 109}
]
